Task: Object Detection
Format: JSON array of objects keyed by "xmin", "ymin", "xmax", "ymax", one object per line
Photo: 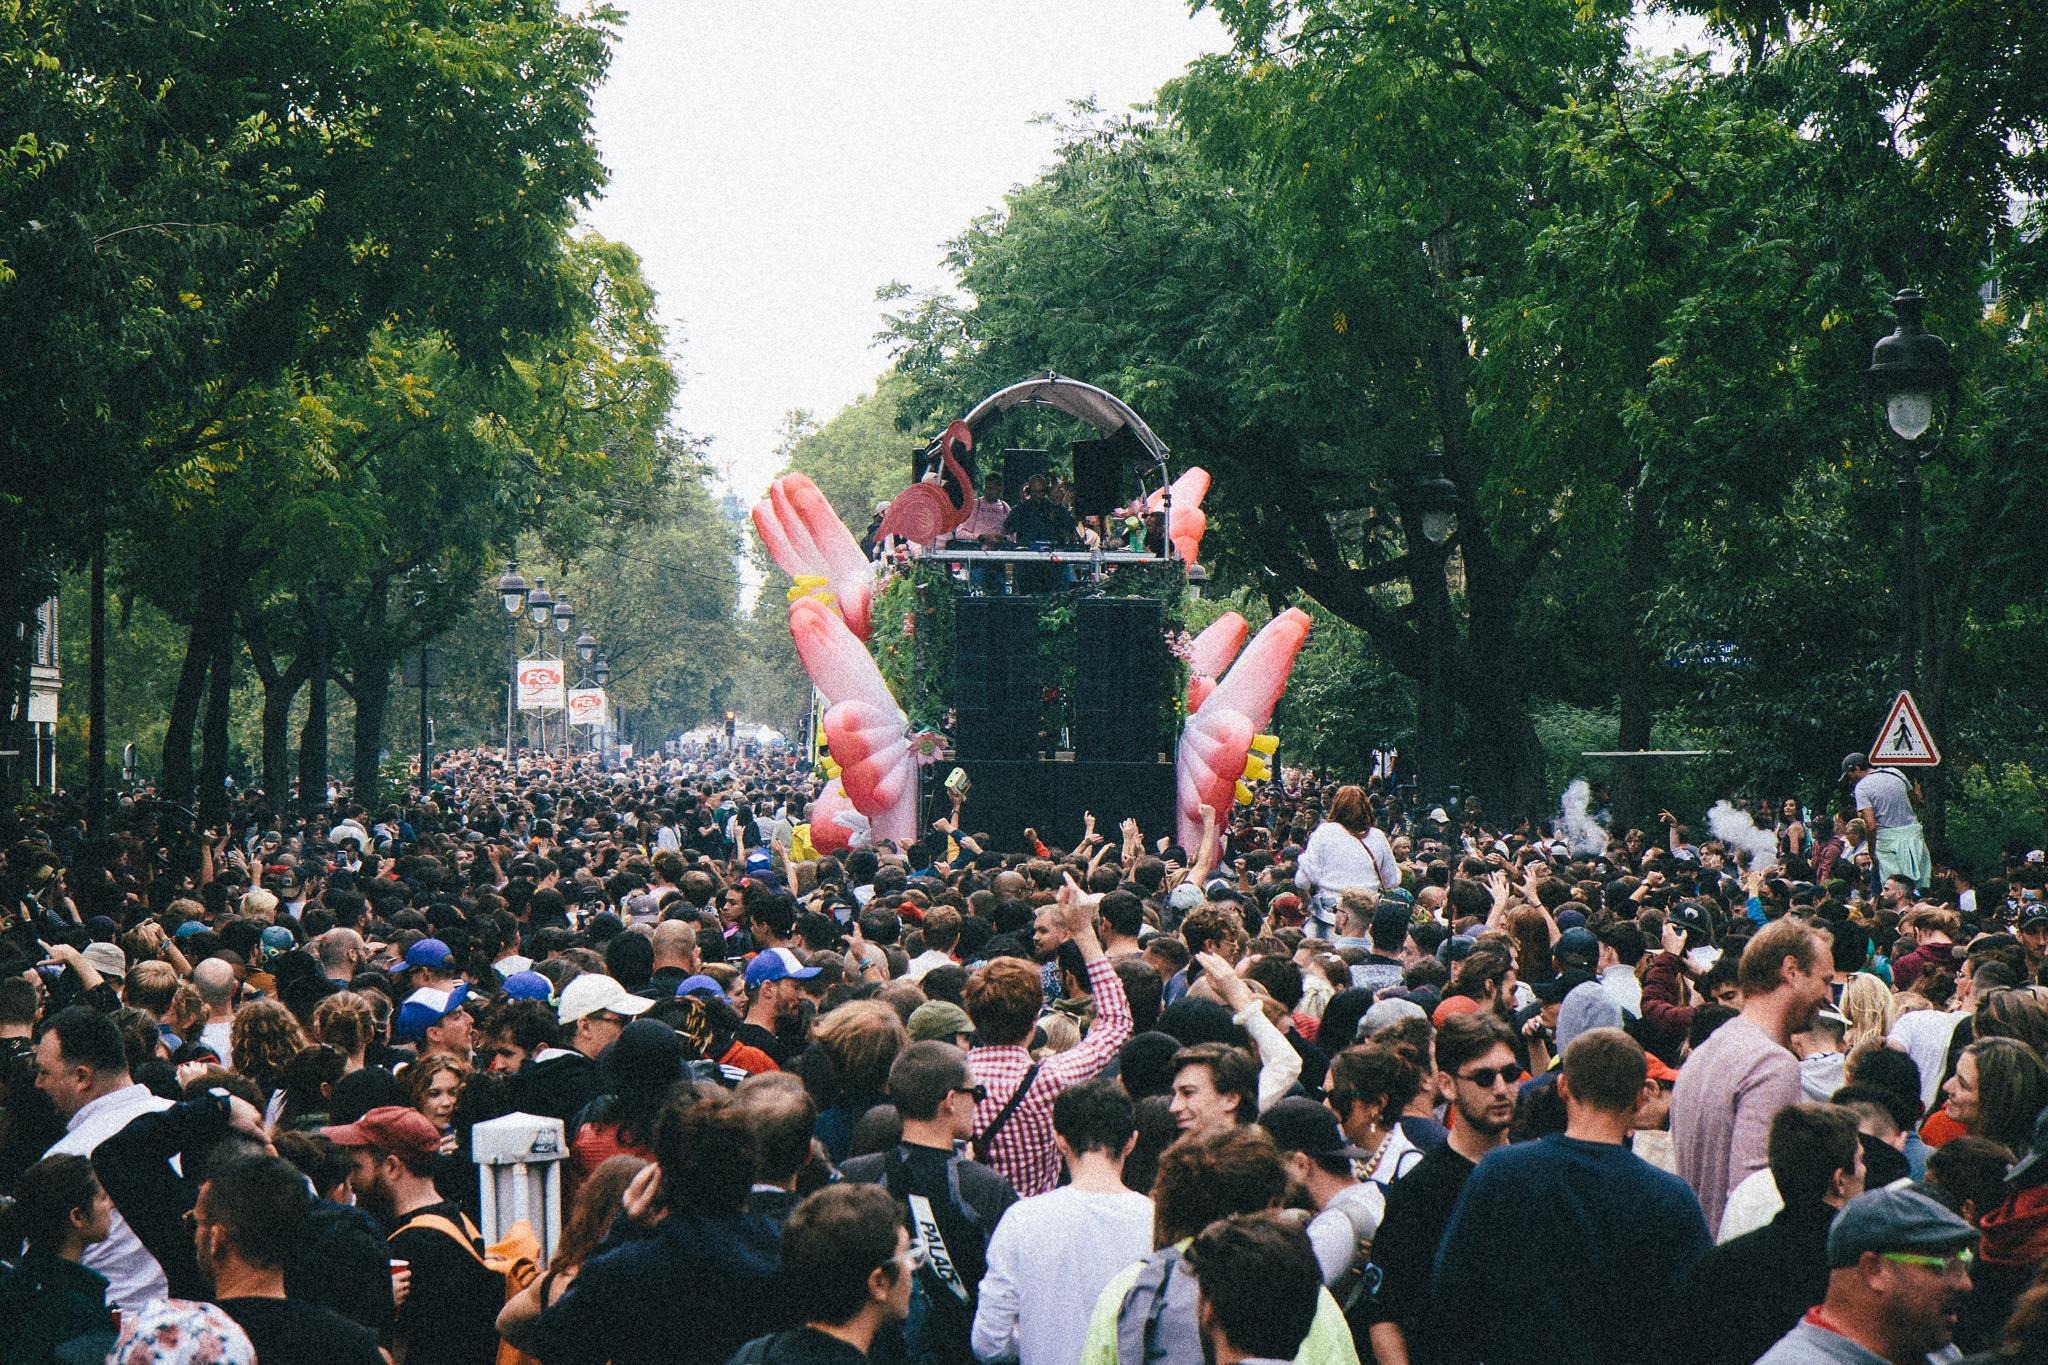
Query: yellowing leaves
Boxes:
[{"xmin": 178, "ymin": 291, "xmax": 203, "ymax": 309}]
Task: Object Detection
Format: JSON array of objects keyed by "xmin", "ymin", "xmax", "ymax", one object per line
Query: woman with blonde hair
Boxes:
[
  {"xmin": 1838, "ymin": 972, "xmax": 1896, "ymax": 1052},
  {"xmin": 309, "ymin": 990, "xmax": 376, "ymax": 1073},
  {"xmin": 407, "ymin": 1051, "xmax": 471, "ymax": 1151}
]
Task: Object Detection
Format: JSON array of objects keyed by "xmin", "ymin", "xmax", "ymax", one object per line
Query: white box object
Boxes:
[{"xmin": 471, "ymin": 1111, "xmax": 567, "ymax": 1266}]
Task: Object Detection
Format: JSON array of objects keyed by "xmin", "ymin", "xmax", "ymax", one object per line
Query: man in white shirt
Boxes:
[
  {"xmin": 1596, "ymin": 923, "xmax": 1645, "ymax": 1017},
  {"xmin": 906, "ymin": 907, "xmax": 962, "ymax": 981},
  {"xmin": 193, "ymin": 957, "xmax": 237, "ymax": 1068},
  {"xmin": 35, "ymin": 1005, "xmax": 174, "ymax": 1312},
  {"xmin": 972, "ymin": 1079, "xmax": 1154, "ymax": 1365}
]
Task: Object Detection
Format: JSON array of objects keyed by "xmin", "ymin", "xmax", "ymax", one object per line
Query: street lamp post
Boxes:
[
  {"xmin": 593, "ymin": 655, "xmax": 612, "ymax": 767},
  {"xmin": 525, "ymin": 582, "xmax": 554, "ymax": 754},
  {"xmin": 497, "ymin": 563, "xmax": 529, "ymax": 757},
  {"xmin": 1410, "ymin": 449, "xmax": 1459, "ymax": 811},
  {"xmin": 552, "ymin": 597, "xmax": 575, "ymax": 759},
  {"xmin": 1866, "ymin": 287, "xmax": 1956, "ymax": 695}
]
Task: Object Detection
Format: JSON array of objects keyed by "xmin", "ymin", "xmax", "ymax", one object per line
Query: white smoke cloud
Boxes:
[
  {"xmin": 1554, "ymin": 779, "xmax": 1609, "ymax": 856},
  {"xmin": 1707, "ymin": 800, "xmax": 1779, "ymax": 872}
]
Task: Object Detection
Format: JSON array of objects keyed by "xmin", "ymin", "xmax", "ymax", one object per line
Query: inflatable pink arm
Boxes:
[
  {"xmin": 1174, "ymin": 608, "xmax": 1310, "ymax": 848},
  {"xmin": 752, "ymin": 473, "xmax": 875, "ymax": 640},
  {"xmin": 807, "ymin": 779, "xmax": 866, "ymax": 855},
  {"xmin": 789, "ymin": 597, "xmax": 916, "ymax": 846},
  {"xmin": 1144, "ymin": 466, "xmax": 1211, "ymax": 567},
  {"xmin": 1186, "ymin": 612, "xmax": 1248, "ymax": 713}
]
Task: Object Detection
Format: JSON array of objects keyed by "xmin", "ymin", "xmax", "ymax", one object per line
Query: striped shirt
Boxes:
[{"xmin": 970, "ymin": 955, "xmax": 1133, "ymax": 1196}]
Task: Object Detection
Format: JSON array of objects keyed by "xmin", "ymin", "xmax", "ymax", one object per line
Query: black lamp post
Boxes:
[
  {"xmin": 1411, "ymin": 449, "xmax": 1459, "ymax": 810},
  {"xmin": 1866, "ymin": 288, "xmax": 1956, "ymax": 694},
  {"xmin": 592, "ymin": 655, "xmax": 612, "ymax": 767},
  {"xmin": 496, "ymin": 563, "xmax": 528, "ymax": 755}
]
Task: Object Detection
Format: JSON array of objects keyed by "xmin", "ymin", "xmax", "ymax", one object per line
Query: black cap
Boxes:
[
  {"xmin": 1842, "ymin": 752, "xmax": 1869, "ymax": 780},
  {"xmin": 1532, "ymin": 967, "xmax": 1597, "ymax": 1005},
  {"xmin": 1552, "ymin": 927, "xmax": 1599, "ymax": 970},
  {"xmin": 2020, "ymin": 907, "xmax": 2048, "ymax": 932},
  {"xmin": 2007, "ymin": 1108, "xmax": 2048, "ymax": 1190},
  {"xmin": 1670, "ymin": 901, "xmax": 1714, "ymax": 945},
  {"xmin": 1258, "ymin": 1097, "xmax": 1370, "ymax": 1163}
]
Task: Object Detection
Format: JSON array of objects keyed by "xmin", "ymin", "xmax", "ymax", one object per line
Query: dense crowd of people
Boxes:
[{"xmin": 4, "ymin": 743, "xmax": 2048, "ymax": 1365}]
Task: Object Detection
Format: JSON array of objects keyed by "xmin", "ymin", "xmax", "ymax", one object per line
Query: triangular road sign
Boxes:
[{"xmin": 1870, "ymin": 690, "xmax": 1941, "ymax": 766}]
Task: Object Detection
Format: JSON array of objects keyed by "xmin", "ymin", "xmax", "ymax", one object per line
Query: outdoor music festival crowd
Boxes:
[{"xmin": 5, "ymin": 746, "xmax": 2048, "ymax": 1365}]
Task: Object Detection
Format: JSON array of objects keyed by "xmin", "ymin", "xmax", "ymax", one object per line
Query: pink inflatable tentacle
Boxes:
[
  {"xmin": 1187, "ymin": 613, "xmax": 1248, "ymax": 684},
  {"xmin": 752, "ymin": 501, "xmax": 802, "ymax": 579},
  {"xmin": 1204, "ymin": 608, "xmax": 1310, "ymax": 731},
  {"xmin": 786, "ymin": 475, "xmax": 871, "ymax": 583},
  {"xmin": 771, "ymin": 478, "xmax": 824, "ymax": 568},
  {"xmin": 789, "ymin": 598, "xmax": 898, "ymax": 713}
]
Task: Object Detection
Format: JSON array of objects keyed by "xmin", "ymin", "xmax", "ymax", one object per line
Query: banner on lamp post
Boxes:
[
  {"xmin": 567, "ymin": 687, "xmax": 609, "ymax": 728},
  {"xmin": 516, "ymin": 659, "xmax": 566, "ymax": 711}
]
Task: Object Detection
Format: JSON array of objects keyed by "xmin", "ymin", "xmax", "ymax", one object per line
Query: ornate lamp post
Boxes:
[{"xmin": 1866, "ymin": 287, "xmax": 1956, "ymax": 694}]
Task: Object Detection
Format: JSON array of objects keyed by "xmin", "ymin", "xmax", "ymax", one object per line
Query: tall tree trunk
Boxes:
[
  {"xmin": 351, "ymin": 579, "xmax": 393, "ymax": 799},
  {"xmin": 161, "ymin": 620, "xmax": 213, "ymax": 803},
  {"xmin": 1612, "ymin": 476, "xmax": 1663, "ymax": 830},
  {"xmin": 299, "ymin": 595, "xmax": 331, "ymax": 813},
  {"xmin": 259, "ymin": 661, "xmax": 309, "ymax": 810},
  {"xmin": 87, "ymin": 528, "xmax": 107, "ymax": 829},
  {"xmin": 198, "ymin": 628, "xmax": 233, "ymax": 827}
]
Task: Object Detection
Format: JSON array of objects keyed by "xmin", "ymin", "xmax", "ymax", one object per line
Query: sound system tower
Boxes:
[
  {"xmin": 1073, "ymin": 597, "xmax": 1165, "ymax": 762},
  {"xmin": 952, "ymin": 597, "xmax": 1042, "ymax": 760},
  {"xmin": 924, "ymin": 757, "xmax": 1176, "ymax": 855}
]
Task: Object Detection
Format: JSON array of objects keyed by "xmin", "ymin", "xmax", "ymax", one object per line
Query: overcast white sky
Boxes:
[{"xmin": 581, "ymin": 1, "xmax": 1232, "ymax": 502}]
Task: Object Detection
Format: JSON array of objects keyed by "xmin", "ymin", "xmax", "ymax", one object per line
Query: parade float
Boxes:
[{"xmin": 754, "ymin": 374, "xmax": 1306, "ymax": 853}]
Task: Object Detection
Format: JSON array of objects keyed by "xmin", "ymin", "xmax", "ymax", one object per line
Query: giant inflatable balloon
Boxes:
[
  {"xmin": 1145, "ymin": 466, "xmax": 1211, "ymax": 568},
  {"xmin": 878, "ymin": 421, "xmax": 977, "ymax": 547},
  {"xmin": 1175, "ymin": 608, "xmax": 1309, "ymax": 850},
  {"xmin": 1185, "ymin": 611, "xmax": 1248, "ymax": 714},
  {"xmin": 788, "ymin": 596, "xmax": 918, "ymax": 846},
  {"xmin": 753, "ymin": 473, "xmax": 876, "ymax": 641},
  {"xmin": 806, "ymin": 778, "xmax": 869, "ymax": 855}
]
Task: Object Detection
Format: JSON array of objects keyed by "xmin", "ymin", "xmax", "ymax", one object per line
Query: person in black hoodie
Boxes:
[
  {"xmin": 517, "ymin": 1085, "xmax": 789, "ymax": 1365},
  {"xmin": 1680, "ymin": 1102, "xmax": 1865, "ymax": 1365}
]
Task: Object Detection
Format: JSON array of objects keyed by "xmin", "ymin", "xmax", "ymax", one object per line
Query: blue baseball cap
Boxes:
[
  {"xmin": 744, "ymin": 946, "xmax": 821, "ymax": 991},
  {"xmin": 395, "ymin": 983, "xmax": 472, "ymax": 1042},
  {"xmin": 175, "ymin": 920, "xmax": 210, "ymax": 940},
  {"xmin": 501, "ymin": 971, "xmax": 555, "ymax": 1003},
  {"xmin": 404, "ymin": 938, "xmax": 455, "ymax": 971},
  {"xmin": 676, "ymin": 974, "xmax": 732, "ymax": 1006}
]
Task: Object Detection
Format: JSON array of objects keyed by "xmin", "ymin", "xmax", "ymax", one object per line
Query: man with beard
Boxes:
[
  {"xmin": 1362, "ymin": 1013, "xmax": 1519, "ymax": 1365},
  {"xmin": 1673, "ymin": 918, "xmax": 1834, "ymax": 1231},
  {"xmin": 194, "ymin": 1155, "xmax": 383, "ymax": 1365},
  {"xmin": 738, "ymin": 946, "xmax": 819, "ymax": 1066},
  {"xmin": 323, "ymin": 1106, "xmax": 502, "ymax": 1365},
  {"xmin": 1753, "ymin": 1186, "xmax": 1977, "ymax": 1365}
]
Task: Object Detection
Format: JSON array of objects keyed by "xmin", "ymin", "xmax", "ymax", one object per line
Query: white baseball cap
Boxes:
[{"xmin": 557, "ymin": 972, "xmax": 654, "ymax": 1025}]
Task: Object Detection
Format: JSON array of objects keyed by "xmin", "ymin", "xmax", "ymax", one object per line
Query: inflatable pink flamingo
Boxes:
[
  {"xmin": 788, "ymin": 596, "xmax": 918, "ymax": 847},
  {"xmin": 878, "ymin": 421, "xmax": 977, "ymax": 546},
  {"xmin": 753, "ymin": 473, "xmax": 876, "ymax": 641},
  {"xmin": 1175, "ymin": 608, "xmax": 1309, "ymax": 850}
]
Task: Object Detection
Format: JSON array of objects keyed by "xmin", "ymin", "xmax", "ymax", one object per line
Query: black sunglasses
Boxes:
[
  {"xmin": 953, "ymin": 1084, "xmax": 989, "ymax": 1104},
  {"xmin": 1456, "ymin": 1065, "xmax": 1520, "ymax": 1089}
]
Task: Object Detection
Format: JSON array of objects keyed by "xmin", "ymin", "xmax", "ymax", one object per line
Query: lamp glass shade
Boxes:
[
  {"xmin": 1886, "ymin": 391, "xmax": 1933, "ymax": 441},
  {"xmin": 501, "ymin": 590, "xmax": 525, "ymax": 616},
  {"xmin": 1421, "ymin": 508, "xmax": 1456, "ymax": 544},
  {"xmin": 527, "ymin": 591, "xmax": 552, "ymax": 627}
]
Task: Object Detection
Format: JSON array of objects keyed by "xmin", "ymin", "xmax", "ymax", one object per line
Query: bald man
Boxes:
[
  {"xmin": 316, "ymin": 929, "xmax": 370, "ymax": 987},
  {"xmin": 639, "ymin": 919, "xmax": 704, "ymax": 1001},
  {"xmin": 193, "ymin": 958, "xmax": 237, "ymax": 1067}
]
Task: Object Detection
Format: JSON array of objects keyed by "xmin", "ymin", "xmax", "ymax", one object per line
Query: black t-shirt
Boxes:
[
  {"xmin": 387, "ymin": 1201, "xmax": 506, "ymax": 1365},
  {"xmin": 219, "ymin": 1297, "xmax": 383, "ymax": 1365},
  {"xmin": 732, "ymin": 1021, "xmax": 788, "ymax": 1066},
  {"xmin": 1363, "ymin": 1143, "xmax": 1475, "ymax": 1355},
  {"xmin": 840, "ymin": 1142, "xmax": 1017, "ymax": 1365}
]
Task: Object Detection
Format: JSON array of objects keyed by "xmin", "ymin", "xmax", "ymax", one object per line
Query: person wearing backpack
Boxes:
[
  {"xmin": 324, "ymin": 1105, "xmax": 505, "ymax": 1365},
  {"xmin": 1257, "ymin": 1098, "xmax": 1386, "ymax": 1305},
  {"xmin": 1078, "ymin": 1125, "xmax": 1362, "ymax": 1365},
  {"xmin": 840, "ymin": 1041, "xmax": 1017, "ymax": 1365}
]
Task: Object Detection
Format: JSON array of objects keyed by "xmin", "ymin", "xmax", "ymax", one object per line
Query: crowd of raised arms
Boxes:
[{"xmin": 6, "ymin": 744, "xmax": 2048, "ymax": 1365}]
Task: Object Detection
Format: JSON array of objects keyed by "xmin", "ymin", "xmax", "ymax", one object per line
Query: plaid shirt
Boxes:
[{"xmin": 969, "ymin": 954, "xmax": 1132, "ymax": 1196}]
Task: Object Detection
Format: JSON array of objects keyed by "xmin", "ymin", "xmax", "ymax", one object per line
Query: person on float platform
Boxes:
[{"xmin": 1842, "ymin": 753, "xmax": 1931, "ymax": 893}]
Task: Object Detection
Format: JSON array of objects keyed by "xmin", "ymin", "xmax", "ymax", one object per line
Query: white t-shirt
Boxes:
[
  {"xmin": 1889, "ymin": 1009, "xmax": 1966, "ymax": 1109},
  {"xmin": 1296, "ymin": 821, "xmax": 1399, "ymax": 897},
  {"xmin": 972, "ymin": 1184, "xmax": 1155, "ymax": 1365},
  {"xmin": 1853, "ymin": 769, "xmax": 1917, "ymax": 831},
  {"xmin": 1306, "ymin": 1181, "xmax": 1387, "ymax": 1285},
  {"xmin": 45, "ymin": 1084, "xmax": 173, "ymax": 1311},
  {"xmin": 904, "ymin": 949, "xmax": 954, "ymax": 981}
]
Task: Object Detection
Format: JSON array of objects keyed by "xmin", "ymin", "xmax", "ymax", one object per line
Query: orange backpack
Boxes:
[{"xmin": 391, "ymin": 1210, "xmax": 543, "ymax": 1365}]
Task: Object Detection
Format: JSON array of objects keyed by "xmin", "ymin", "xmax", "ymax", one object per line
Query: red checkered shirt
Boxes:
[{"xmin": 968, "ymin": 954, "xmax": 1132, "ymax": 1196}]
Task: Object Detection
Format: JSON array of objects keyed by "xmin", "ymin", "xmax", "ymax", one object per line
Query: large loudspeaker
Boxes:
[
  {"xmin": 924, "ymin": 758, "xmax": 1176, "ymax": 854},
  {"xmin": 1073, "ymin": 597, "xmax": 1166, "ymax": 762},
  {"xmin": 953, "ymin": 597, "xmax": 1042, "ymax": 760}
]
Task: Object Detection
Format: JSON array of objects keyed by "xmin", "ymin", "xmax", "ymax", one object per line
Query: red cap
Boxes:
[
  {"xmin": 320, "ymin": 1105, "xmax": 441, "ymax": 1163},
  {"xmin": 1644, "ymin": 1053, "xmax": 1681, "ymax": 1085},
  {"xmin": 1432, "ymin": 995, "xmax": 1483, "ymax": 1027}
]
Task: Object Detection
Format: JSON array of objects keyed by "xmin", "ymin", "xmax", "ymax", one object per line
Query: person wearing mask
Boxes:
[
  {"xmin": 192, "ymin": 1154, "xmax": 385, "ymax": 1365},
  {"xmin": 972, "ymin": 1079, "xmax": 1155, "ymax": 1365},
  {"xmin": 1184, "ymin": 1213, "xmax": 1329, "ymax": 1365},
  {"xmin": 1432, "ymin": 1029, "xmax": 1711, "ymax": 1365},
  {"xmin": 32, "ymin": 1005, "xmax": 173, "ymax": 1313},
  {"xmin": 1363, "ymin": 1013, "xmax": 1518, "ymax": 1365},
  {"xmin": 1753, "ymin": 1186, "xmax": 1977, "ymax": 1365},
  {"xmin": 842, "ymin": 1042, "xmax": 1018, "ymax": 1365},
  {"xmin": 1672, "ymin": 918, "xmax": 1834, "ymax": 1231},
  {"xmin": 0, "ymin": 1153, "xmax": 118, "ymax": 1365},
  {"xmin": 1681, "ymin": 1103, "xmax": 1867, "ymax": 1365}
]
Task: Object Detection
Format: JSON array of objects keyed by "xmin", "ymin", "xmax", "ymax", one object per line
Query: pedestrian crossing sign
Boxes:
[{"xmin": 1871, "ymin": 690, "xmax": 1941, "ymax": 766}]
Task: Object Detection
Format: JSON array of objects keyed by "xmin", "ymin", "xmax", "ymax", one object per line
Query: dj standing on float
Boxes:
[{"xmin": 1842, "ymin": 753, "xmax": 1930, "ymax": 895}]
